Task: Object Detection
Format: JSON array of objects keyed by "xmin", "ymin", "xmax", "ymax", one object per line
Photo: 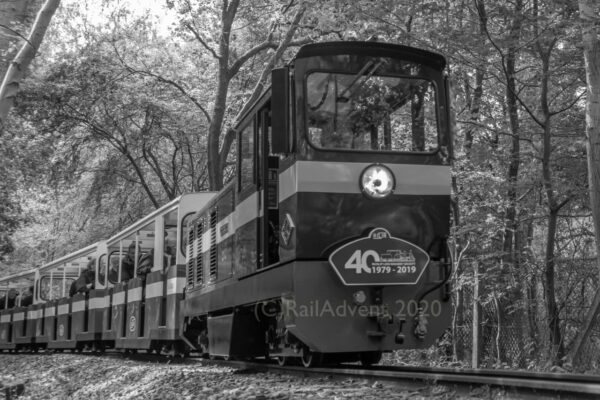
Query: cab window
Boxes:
[
  {"xmin": 306, "ymin": 70, "xmax": 438, "ymax": 153},
  {"xmin": 239, "ymin": 123, "xmax": 255, "ymax": 191}
]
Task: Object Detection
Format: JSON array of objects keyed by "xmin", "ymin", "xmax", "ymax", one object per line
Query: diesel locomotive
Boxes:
[{"xmin": 0, "ymin": 41, "xmax": 452, "ymax": 367}]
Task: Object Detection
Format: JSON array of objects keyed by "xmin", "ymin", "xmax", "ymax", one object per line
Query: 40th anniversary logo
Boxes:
[{"xmin": 328, "ymin": 228, "xmax": 430, "ymax": 286}]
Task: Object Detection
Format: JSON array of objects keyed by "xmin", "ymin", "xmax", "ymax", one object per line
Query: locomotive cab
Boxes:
[{"xmin": 271, "ymin": 42, "xmax": 451, "ymax": 263}]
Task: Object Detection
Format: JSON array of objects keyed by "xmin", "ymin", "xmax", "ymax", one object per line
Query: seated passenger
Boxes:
[
  {"xmin": 108, "ymin": 257, "xmax": 119, "ymax": 283},
  {"xmin": 165, "ymin": 246, "xmax": 176, "ymax": 267},
  {"xmin": 1, "ymin": 289, "xmax": 18, "ymax": 309},
  {"xmin": 69, "ymin": 259, "xmax": 95, "ymax": 297},
  {"xmin": 137, "ymin": 249, "xmax": 154, "ymax": 278},
  {"xmin": 68, "ymin": 279, "xmax": 78, "ymax": 297},
  {"xmin": 120, "ymin": 242, "xmax": 139, "ymax": 282},
  {"xmin": 20, "ymin": 286, "xmax": 34, "ymax": 307}
]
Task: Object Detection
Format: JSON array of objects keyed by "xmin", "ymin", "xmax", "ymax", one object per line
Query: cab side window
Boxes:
[{"xmin": 239, "ymin": 123, "xmax": 254, "ymax": 191}]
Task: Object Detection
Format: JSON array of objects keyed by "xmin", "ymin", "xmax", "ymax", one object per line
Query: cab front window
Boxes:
[{"xmin": 306, "ymin": 67, "xmax": 438, "ymax": 153}]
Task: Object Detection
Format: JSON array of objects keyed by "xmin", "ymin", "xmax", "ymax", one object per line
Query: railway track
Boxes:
[
  {"xmin": 4, "ymin": 350, "xmax": 600, "ymax": 399},
  {"xmin": 194, "ymin": 357, "xmax": 600, "ymax": 399},
  {"xmin": 50, "ymin": 350, "xmax": 600, "ymax": 398}
]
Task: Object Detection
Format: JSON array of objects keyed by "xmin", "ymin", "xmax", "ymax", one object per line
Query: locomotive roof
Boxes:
[
  {"xmin": 294, "ymin": 41, "xmax": 446, "ymax": 71},
  {"xmin": 233, "ymin": 41, "xmax": 447, "ymax": 132}
]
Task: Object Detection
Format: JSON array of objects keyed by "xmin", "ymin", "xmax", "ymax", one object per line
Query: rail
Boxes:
[{"xmin": 200, "ymin": 358, "xmax": 600, "ymax": 399}]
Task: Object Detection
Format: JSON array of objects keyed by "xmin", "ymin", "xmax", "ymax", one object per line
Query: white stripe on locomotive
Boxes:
[{"xmin": 279, "ymin": 161, "xmax": 451, "ymax": 202}]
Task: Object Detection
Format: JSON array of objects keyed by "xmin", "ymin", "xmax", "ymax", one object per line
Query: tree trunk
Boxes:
[
  {"xmin": 502, "ymin": 0, "xmax": 522, "ymax": 267},
  {"xmin": 0, "ymin": 0, "xmax": 38, "ymax": 78},
  {"xmin": 217, "ymin": 5, "xmax": 307, "ymax": 175},
  {"xmin": 205, "ymin": 0, "xmax": 307, "ymax": 191},
  {"xmin": 544, "ymin": 207, "xmax": 563, "ymax": 360},
  {"xmin": 539, "ymin": 43, "xmax": 566, "ymax": 362},
  {"xmin": 206, "ymin": 0, "xmax": 239, "ymax": 191},
  {"xmin": 0, "ymin": 0, "xmax": 60, "ymax": 129},
  {"xmin": 566, "ymin": 0, "xmax": 600, "ymax": 366},
  {"xmin": 463, "ymin": 0, "xmax": 487, "ymax": 159}
]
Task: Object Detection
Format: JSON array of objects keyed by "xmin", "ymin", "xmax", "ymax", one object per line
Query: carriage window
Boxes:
[
  {"xmin": 239, "ymin": 124, "xmax": 255, "ymax": 190},
  {"xmin": 98, "ymin": 254, "xmax": 107, "ymax": 286},
  {"xmin": 306, "ymin": 71, "xmax": 438, "ymax": 152},
  {"xmin": 162, "ymin": 211, "xmax": 177, "ymax": 270},
  {"xmin": 108, "ymin": 252, "xmax": 126, "ymax": 284},
  {"xmin": 39, "ymin": 276, "xmax": 75, "ymax": 301}
]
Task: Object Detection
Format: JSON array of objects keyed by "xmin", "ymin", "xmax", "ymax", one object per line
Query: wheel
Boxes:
[
  {"xmin": 300, "ymin": 348, "xmax": 322, "ymax": 368},
  {"xmin": 95, "ymin": 342, "xmax": 106, "ymax": 355},
  {"xmin": 359, "ymin": 351, "xmax": 382, "ymax": 367},
  {"xmin": 276, "ymin": 356, "xmax": 288, "ymax": 366}
]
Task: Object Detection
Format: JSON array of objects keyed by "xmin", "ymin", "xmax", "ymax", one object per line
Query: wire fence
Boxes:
[
  {"xmin": 573, "ymin": 313, "xmax": 600, "ymax": 371},
  {"xmin": 391, "ymin": 265, "xmax": 600, "ymax": 372},
  {"xmin": 450, "ymin": 285, "xmax": 600, "ymax": 371},
  {"xmin": 451, "ymin": 285, "xmax": 532, "ymax": 369}
]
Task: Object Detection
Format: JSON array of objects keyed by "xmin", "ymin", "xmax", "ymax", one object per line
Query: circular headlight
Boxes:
[{"xmin": 360, "ymin": 164, "xmax": 394, "ymax": 199}]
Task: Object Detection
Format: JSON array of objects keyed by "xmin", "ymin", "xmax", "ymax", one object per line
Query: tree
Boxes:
[
  {"xmin": 0, "ymin": 0, "xmax": 39, "ymax": 78},
  {"xmin": 145, "ymin": 0, "xmax": 309, "ymax": 190},
  {"xmin": 567, "ymin": 0, "xmax": 600, "ymax": 366},
  {"xmin": 0, "ymin": 0, "xmax": 60, "ymax": 131}
]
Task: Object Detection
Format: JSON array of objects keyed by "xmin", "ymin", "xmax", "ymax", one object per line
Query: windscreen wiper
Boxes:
[{"xmin": 337, "ymin": 60, "xmax": 385, "ymax": 103}]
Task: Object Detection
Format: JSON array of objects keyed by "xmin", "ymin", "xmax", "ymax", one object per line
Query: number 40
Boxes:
[{"xmin": 344, "ymin": 250, "xmax": 380, "ymax": 273}]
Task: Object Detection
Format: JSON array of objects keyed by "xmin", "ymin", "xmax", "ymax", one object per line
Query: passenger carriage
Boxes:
[
  {"xmin": 181, "ymin": 41, "xmax": 453, "ymax": 366},
  {"xmin": 0, "ymin": 270, "xmax": 35, "ymax": 352},
  {"xmin": 97, "ymin": 193, "xmax": 214, "ymax": 354},
  {"xmin": 37, "ymin": 243, "xmax": 101, "ymax": 351}
]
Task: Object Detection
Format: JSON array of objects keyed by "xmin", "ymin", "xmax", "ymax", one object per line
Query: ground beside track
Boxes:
[{"xmin": 0, "ymin": 354, "xmax": 495, "ymax": 399}]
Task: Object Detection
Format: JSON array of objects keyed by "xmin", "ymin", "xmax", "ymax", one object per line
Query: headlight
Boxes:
[{"xmin": 360, "ymin": 164, "xmax": 394, "ymax": 199}]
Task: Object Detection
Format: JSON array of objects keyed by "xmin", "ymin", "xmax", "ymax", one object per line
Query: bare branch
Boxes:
[
  {"xmin": 550, "ymin": 90, "xmax": 586, "ymax": 117},
  {"xmin": 0, "ymin": 23, "xmax": 33, "ymax": 47},
  {"xmin": 228, "ymin": 40, "xmax": 277, "ymax": 78},
  {"xmin": 184, "ymin": 22, "xmax": 220, "ymax": 60},
  {"xmin": 126, "ymin": 66, "xmax": 211, "ymax": 124}
]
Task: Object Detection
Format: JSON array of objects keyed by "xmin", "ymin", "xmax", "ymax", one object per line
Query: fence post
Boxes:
[{"xmin": 472, "ymin": 261, "xmax": 481, "ymax": 368}]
